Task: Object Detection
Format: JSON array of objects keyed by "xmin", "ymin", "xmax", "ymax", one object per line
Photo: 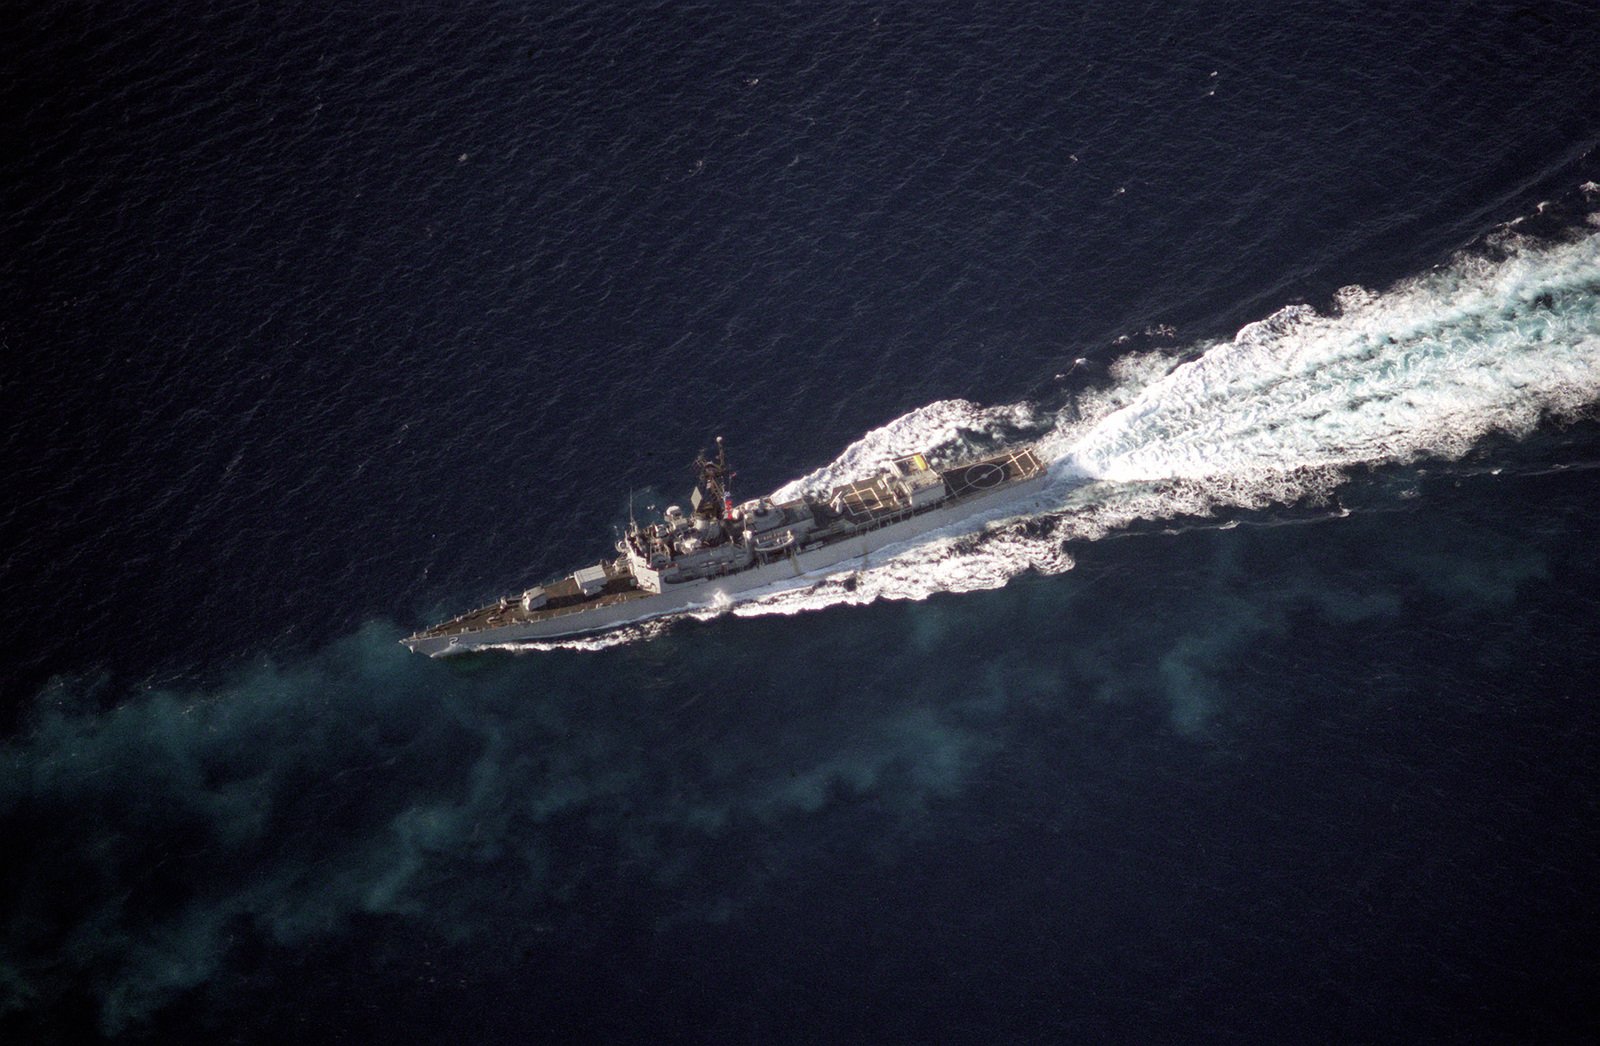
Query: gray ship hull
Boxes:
[{"xmin": 403, "ymin": 470, "xmax": 1050, "ymax": 656}]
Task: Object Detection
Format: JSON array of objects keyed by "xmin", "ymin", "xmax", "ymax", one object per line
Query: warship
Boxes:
[{"xmin": 402, "ymin": 439, "xmax": 1049, "ymax": 656}]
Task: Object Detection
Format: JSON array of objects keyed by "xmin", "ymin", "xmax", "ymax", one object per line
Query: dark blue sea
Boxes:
[{"xmin": 5, "ymin": 1, "xmax": 1600, "ymax": 1041}]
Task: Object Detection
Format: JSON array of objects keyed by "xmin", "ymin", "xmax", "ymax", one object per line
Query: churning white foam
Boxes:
[
  {"xmin": 1067, "ymin": 233, "xmax": 1600, "ymax": 483},
  {"xmin": 532, "ymin": 221, "xmax": 1600, "ymax": 646}
]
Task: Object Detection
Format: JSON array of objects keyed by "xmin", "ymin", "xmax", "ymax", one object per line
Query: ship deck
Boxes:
[
  {"xmin": 941, "ymin": 446, "xmax": 1047, "ymax": 498},
  {"xmin": 829, "ymin": 444, "xmax": 1047, "ymax": 528},
  {"xmin": 833, "ymin": 475, "xmax": 905, "ymax": 525},
  {"xmin": 411, "ymin": 560, "xmax": 649, "ymax": 641}
]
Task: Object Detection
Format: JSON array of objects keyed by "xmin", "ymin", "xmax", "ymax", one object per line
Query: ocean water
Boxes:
[{"xmin": 4, "ymin": 1, "xmax": 1600, "ymax": 1041}]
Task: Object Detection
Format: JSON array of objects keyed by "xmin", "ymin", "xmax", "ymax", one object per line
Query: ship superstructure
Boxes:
[{"xmin": 402, "ymin": 439, "xmax": 1048, "ymax": 656}]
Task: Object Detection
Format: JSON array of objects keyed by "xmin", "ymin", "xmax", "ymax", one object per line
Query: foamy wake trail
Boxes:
[
  {"xmin": 528, "ymin": 219, "xmax": 1600, "ymax": 647},
  {"xmin": 1067, "ymin": 232, "xmax": 1600, "ymax": 483}
]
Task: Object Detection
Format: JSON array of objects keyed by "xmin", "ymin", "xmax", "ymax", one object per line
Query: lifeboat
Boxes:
[{"xmin": 752, "ymin": 529, "xmax": 797, "ymax": 555}]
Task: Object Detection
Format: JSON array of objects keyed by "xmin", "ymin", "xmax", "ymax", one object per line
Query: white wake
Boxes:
[{"xmin": 524, "ymin": 217, "xmax": 1600, "ymax": 649}]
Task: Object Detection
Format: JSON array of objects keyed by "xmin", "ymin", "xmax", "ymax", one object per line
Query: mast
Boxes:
[
  {"xmin": 691, "ymin": 435, "xmax": 736, "ymax": 524},
  {"xmin": 717, "ymin": 435, "xmax": 734, "ymax": 521}
]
